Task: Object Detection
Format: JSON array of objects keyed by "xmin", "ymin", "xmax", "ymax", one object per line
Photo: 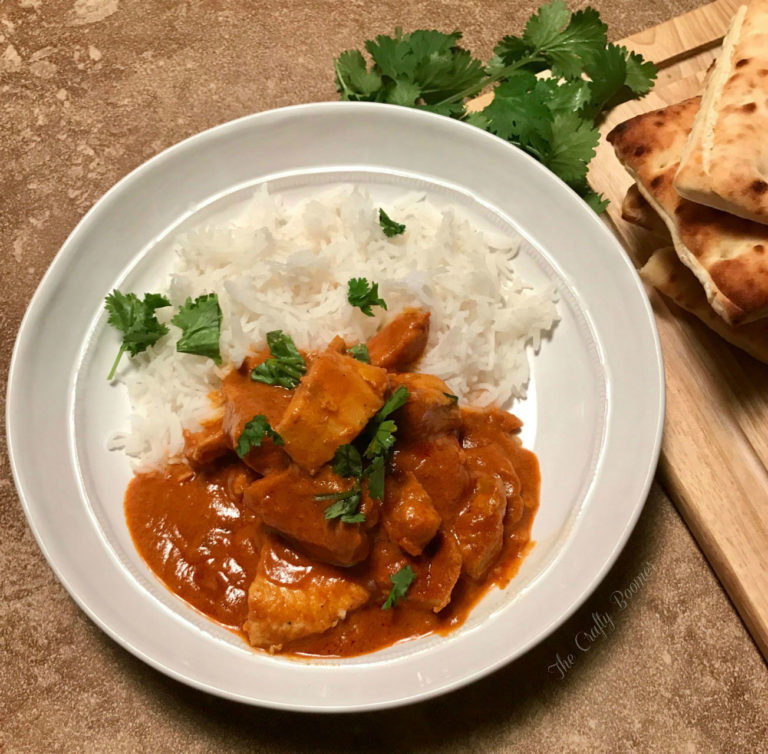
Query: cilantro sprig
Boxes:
[
  {"xmin": 347, "ymin": 278, "xmax": 388, "ymax": 317},
  {"xmin": 378, "ymin": 208, "xmax": 406, "ymax": 237},
  {"xmin": 347, "ymin": 343, "xmax": 370, "ymax": 363},
  {"xmin": 334, "ymin": 1, "xmax": 656, "ymax": 210},
  {"xmin": 317, "ymin": 384, "xmax": 411, "ymax": 519},
  {"xmin": 251, "ymin": 330, "xmax": 307, "ymax": 389},
  {"xmin": 382, "ymin": 564, "xmax": 416, "ymax": 610},
  {"xmin": 317, "ymin": 484, "xmax": 366, "ymax": 524},
  {"xmin": 172, "ymin": 293, "xmax": 222, "ymax": 364},
  {"xmin": 236, "ymin": 415, "xmax": 284, "ymax": 458},
  {"xmin": 104, "ymin": 290, "xmax": 171, "ymax": 380}
]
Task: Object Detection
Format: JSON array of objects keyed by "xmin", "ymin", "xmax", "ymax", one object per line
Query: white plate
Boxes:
[{"xmin": 6, "ymin": 102, "xmax": 664, "ymax": 712}]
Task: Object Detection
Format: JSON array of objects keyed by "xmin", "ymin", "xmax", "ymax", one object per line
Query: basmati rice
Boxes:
[{"xmin": 109, "ymin": 185, "xmax": 558, "ymax": 470}]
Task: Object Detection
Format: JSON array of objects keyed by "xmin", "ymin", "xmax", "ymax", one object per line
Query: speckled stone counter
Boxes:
[{"xmin": 2, "ymin": 1, "xmax": 767, "ymax": 751}]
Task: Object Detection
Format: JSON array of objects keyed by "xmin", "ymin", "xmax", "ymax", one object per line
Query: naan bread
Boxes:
[
  {"xmin": 675, "ymin": 2, "xmax": 768, "ymax": 225},
  {"xmin": 640, "ymin": 246, "xmax": 768, "ymax": 363},
  {"xmin": 621, "ymin": 183, "xmax": 669, "ymax": 235},
  {"xmin": 608, "ymin": 97, "xmax": 768, "ymax": 324}
]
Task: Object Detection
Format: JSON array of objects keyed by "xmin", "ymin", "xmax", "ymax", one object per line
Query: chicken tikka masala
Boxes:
[{"xmin": 125, "ymin": 306, "xmax": 540, "ymax": 656}]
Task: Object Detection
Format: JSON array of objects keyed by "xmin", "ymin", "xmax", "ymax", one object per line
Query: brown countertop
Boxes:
[{"xmin": 2, "ymin": 0, "xmax": 767, "ymax": 750}]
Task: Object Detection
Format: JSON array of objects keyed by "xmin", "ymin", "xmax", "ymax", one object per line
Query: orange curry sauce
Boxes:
[{"xmin": 124, "ymin": 309, "xmax": 540, "ymax": 658}]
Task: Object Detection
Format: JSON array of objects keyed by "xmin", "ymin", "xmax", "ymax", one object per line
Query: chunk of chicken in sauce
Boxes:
[
  {"xmin": 244, "ymin": 537, "xmax": 369, "ymax": 652},
  {"xmin": 389, "ymin": 372, "xmax": 461, "ymax": 442},
  {"xmin": 392, "ymin": 435, "xmax": 470, "ymax": 523},
  {"xmin": 367, "ymin": 528, "xmax": 463, "ymax": 613},
  {"xmin": 245, "ymin": 465, "xmax": 371, "ymax": 567},
  {"xmin": 276, "ymin": 346, "xmax": 388, "ymax": 473},
  {"xmin": 367, "ymin": 307, "xmax": 430, "ymax": 370},
  {"xmin": 383, "ymin": 472, "xmax": 441, "ymax": 556},
  {"xmin": 221, "ymin": 351, "xmax": 293, "ymax": 475},
  {"xmin": 183, "ymin": 419, "xmax": 230, "ymax": 468}
]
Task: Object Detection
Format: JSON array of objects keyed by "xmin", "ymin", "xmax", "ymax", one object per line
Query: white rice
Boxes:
[{"xmin": 109, "ymin": 185, "xmax": 558, "ymax": 471}]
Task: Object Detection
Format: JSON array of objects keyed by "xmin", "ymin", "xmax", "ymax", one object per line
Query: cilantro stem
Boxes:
[
  {"xmin": 432, "ymin": 54, "xmax": 545, "ymax": 109},
  {"xmin": 107, "ymin": 344, "xmax": 126, "ymax": 381}
]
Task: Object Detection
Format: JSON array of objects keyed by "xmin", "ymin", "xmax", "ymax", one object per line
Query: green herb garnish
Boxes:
[
  {"xmin": 334, "ymin": 2, "xmax": 657, "ymax": 211},
  {"xmin": 364, "ymin": 454, "xmax": 386, "ymax": 502},
  {"xmin": 171, "ymin": 293, "xmax": 222, "ymax": 364},
  {"xmin": 347, "ymin": 343, "xmax": 371, "ymax": 363},
  {"xmin": 376, "ymin": 385, "xmax": 410, "ymax": 421},
  {"xmin": 347, "ymin": 278, "xmax": 388, "ymax": 317},
  {"xmin": 104, "ymin": 290, "xmax": 171, "ymax": 380},
  {"xmin": 236, "ymin": 415, "xmax": 284, "ymax": 458},
  {"xmin": 443, "ymin": 392, "xmax": 459, "ymax": 404},
  {"xmin": 364, "ymin": 419, "xmax": 398, "ymax": 459},
  {"xmin": 382, "ymin": 564, "xmax": 416, "ymax": 609},
  {"xmin": 378, "ymin": 208, "xmax": 406, "ymax": 237},
  {"xmin": 331, "ymin": 444, "xmax": 364, "ymax": 479},
  {"xmin": 250, "ymin": 330, "xmax": 307, "ymax": 389},
  {"xmin": 317, "ymin": 483, "xmax": 365, "ymax": 524}
]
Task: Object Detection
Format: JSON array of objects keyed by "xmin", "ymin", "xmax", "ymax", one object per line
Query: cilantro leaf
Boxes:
[
  {"xmin": 541, "ymin": 111, "xmax": 600, "ymax": 187},
  {"xmin": 347, "ymin": 278, "xmax": 388, "ymax": 317},
  {"xmin": 443, "ymin": 392, "xmax": 459, "ymax": 404},
  {"xmin": 382, "ymin": 564, "xmax": 416, "ymax": 609},
  {"xmin": 317, "ymin": 484, "xmax": 365, "ymax": 524},
  {"xmin": 482, "ymin": 73, "xmax": 553, "ymax": 156},
  {"xmin": 364, "ymin": 419, "xmax": 398, "ymax": 459},
  {"xmin": 364, "ymin": 454, "xmax": 386, "ymax": 501},
  {"xmin": 236, "ymin": 415, "xmax": 283, "ymax": 458},
  {"xmin": 347, "ymin": 343, "xmax": 370, "ymax": 363},
  {"xmin": 332, "ymin": 444, "xmax": 363, "ymax": 478},
  {"xmin": 376, "ymin": 385, "xmax": 411, "ymax": 421},
  {"xmin": 581, "ymin": 188, "xmax": 610, "ymax": 213},
  {"xmin": 104, "ymin": 290, "xmax": 170, "ymax": 380},
  {"xmin": 582, "ymin": 44, "xmax": 657, "ymax": 120},
  {"xmin": 523, "ymin": 3, "xmax": 607, "ymax": 79},
  {"xmin": 334, "ymin": 50, "xmax": 383, "ymax": 99},
  {"xmin": 378, "ymin": 208, "xmax": 406, "ymax": 237},
  {"xmin": 625, "ymin": 50, "xmax": 657, "ymax": 95},
  {"xmin": 250, "ymin": 330, "xmax": 306, "ymax": 389},
  {"xmin": 171, "ymin": 294, "xmax": 222, "ymax": 364}
]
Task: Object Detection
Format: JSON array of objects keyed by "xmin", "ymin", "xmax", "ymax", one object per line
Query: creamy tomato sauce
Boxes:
[
  {"xmin": 124, "ymin": 431, "xmax": 539, "ymax": 657},
  {"xmin": 124, "ymin": 308, "xmax": 541, "ymax": 658}
]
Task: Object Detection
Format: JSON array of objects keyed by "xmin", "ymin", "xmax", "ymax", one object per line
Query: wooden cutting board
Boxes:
[{"xmin": 587, "ymin": 0, "xmax": 768, "ymax": 661}]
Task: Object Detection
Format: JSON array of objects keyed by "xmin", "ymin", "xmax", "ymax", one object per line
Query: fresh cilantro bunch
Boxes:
[{"xmin": 334, "ymin": 1, "xmax": 656, "ymax": 211}]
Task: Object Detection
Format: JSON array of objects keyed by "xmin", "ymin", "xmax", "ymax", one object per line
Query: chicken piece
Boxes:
[
  {"xmin": 183, "ymin": 417, "xmax": 230, "ymax": 468},
  {"xmin": 388, "ymin": 372, "xmax": 461, "ymax": 442},
  {"xmin": 392, "ymin": 435, "xmax": 470, "ymax": 524},
  {"xmin": 461, "ymin": 407, "xmax": 525, "ymax": 527},
  {"xmin": 276, "ymin": 348, "xmax": 387, "ymax": 473},
  {"xmin": 460, "ymin": 406, "xmax": 523, "ymax": 449},
  {"xmin": 367, "ymin": 528, "xmax": 463, "ymax": 613},
  {"xmin": 221, "ymin": 352, "xmax": 293, "ymax": 476},
  {"xmin": 366, "ymin": 307, "xmax": 430, "ymax": 370},
  {"xmin": 243, "ymin": 537, "xmax": 369, "ymax": 652},
  {"xmin": 453, "ymin": 473, "xmax": 507, "ymax": 580},
  {"xmin": 383, "ymin": 472, "xmax": 441, "ymax": 556},
  {"xmin": 244, "ymin": 465, "xmax": 370, "ymax": 567}
]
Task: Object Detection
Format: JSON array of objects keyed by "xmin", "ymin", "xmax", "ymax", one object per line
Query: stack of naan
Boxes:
[{"xmin": 608, "ymin": 0, "xmax": 768, "ymax": 363}]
